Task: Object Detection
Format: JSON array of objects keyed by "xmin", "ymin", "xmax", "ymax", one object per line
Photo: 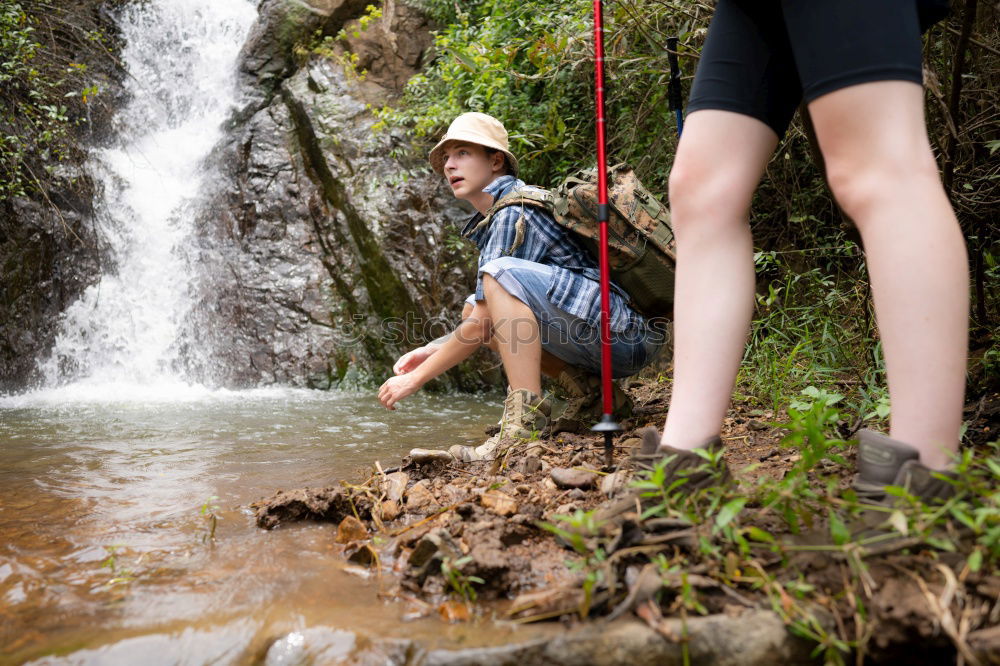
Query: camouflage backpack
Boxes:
[{"xmin": 484, "ymin": 163, "xmax": 676, "ymax": 318}]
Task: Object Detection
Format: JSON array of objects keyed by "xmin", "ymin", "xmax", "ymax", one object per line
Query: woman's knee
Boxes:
[
  {"xmin": 668, "ymin": 156, "xmax": 756, "ymax": 235},
  {"xmin": 824, "ymin": 149, "xmax": 940, "ymax": 225},
  {"xmin": 667, "ymin": 111, "xmax": 776, "ymax": 231}
]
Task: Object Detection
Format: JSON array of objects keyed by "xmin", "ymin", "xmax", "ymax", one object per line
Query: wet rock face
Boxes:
[
  {"xmin": 238, "ymin": 0, "xmax": 371, "ymax": 106},
  {"xmin": 0, "ymin": 1, "xmax": 124, "ymax": 393},
  {"xmin": 192, "ymin": 0, "xmax": 489, "ymax": 388},
  {"xmin": 0, "ymin": 191, "xmax": 101, "ymax": 392}
]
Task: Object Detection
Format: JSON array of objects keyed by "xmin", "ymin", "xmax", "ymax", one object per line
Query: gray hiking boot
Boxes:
[
  {"xmin": 594, "ymin": 428, "xmax": 731, "ymax": 523},
  {"xmin": 550, "ymin": 366, "xmax": 634, "ymax": 434},
  {"xmin": 628, "ymin": 427, "xmax": 730, "ymax": 489},
  {"xmin": 450, "ymin": 389, "xmax": 551, "ymax": 462},
  {"xmin": 852, "ymin": 429, "xmax": 959, "ymax": 505}
]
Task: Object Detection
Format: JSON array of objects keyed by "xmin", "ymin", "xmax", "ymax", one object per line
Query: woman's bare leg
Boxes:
[
  {"xmin": 807, "ymin": 81, "xmax": 968, "ymax": 470},
  {"xmin": 661, "ymin": 110, "xmax": 779, "ymax": 450}
]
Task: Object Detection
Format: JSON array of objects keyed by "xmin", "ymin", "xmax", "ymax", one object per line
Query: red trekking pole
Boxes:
[{"xmin": 591, "ymin": 0, "xmax": 622, "ymax": 469}]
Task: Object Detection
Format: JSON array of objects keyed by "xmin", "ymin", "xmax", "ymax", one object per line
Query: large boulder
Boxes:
[{"xmin": 187, "ymin": 2, "xmax": 493, "ymax": 388}]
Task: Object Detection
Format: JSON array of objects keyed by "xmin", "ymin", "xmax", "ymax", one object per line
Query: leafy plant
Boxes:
[
  {"xmin": 200, "ymin": 495, "xmax": 220, "ymax": 544},
  {"xmin": 759, "ymin": 386, "xmax": 849, "ymax": 533},
  {"xmin": 100, "ymin": 545, "xmax": 135, "ymax": 586},
  {"xmin": 440, "ymin": 554, "xmax": 484, "ymax": 603},
  {"xmin": 537, "ymin": 509, "xmax": 608, "ymax": 617},
  {"xmin": 0, "ymin": 0, "xmax": 117, "ymax": 201}
]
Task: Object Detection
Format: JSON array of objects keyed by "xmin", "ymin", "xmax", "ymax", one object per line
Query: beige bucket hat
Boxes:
[{"xmin": 428, "ymin": 112, "xmax": 519, "ymax": 176}]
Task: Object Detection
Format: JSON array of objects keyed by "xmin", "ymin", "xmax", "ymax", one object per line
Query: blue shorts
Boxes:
[{"xmin": 466, "ymin": 257, "xmax": 666, "ymax": 378}]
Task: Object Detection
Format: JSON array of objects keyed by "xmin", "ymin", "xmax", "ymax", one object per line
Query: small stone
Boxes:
[
  {"xmin": 401, "ymin": 598, "xmax": 434, "ymax": 622},
  {"xmin": 550, "ymin": 467, "xmax": 597, "ymax": 489},
  {"xmin": 406, "ymin": 480, "xmax": 437, "ymax": 511},
  {"xmin": 347, "ymin": 543, "xmax": 376, "ymax": 566},
  {"xmin": 438, "ymin": 483, "xmax": 465, "ymax": 505},
  {"xmin": 407, "ymin": 529, "xmax": 462, "ymax": 578},
  {"xmin": 601, "ymin": 470, "xmax": 629, "ymax": 497},
  {"xmin": 407, "ymin": 535, "xmax": 441, "ymax": 569},
  {"xmin": 554, "ymin": 502, "xmax": 579, "ymax": 515},
  {"xmin": 335, "ymin": 515, "xmax": 368, "ymax": 544},
  {"xmin": 723, "ymin": 603, "xmax": 747, "ymax": 618},
  {"xmin": 480, "ymin": 490, "xmax": 518, "ymax": 516},
  {"xmin": 521, "ymin": 456, "xmax": 543, "ymax": 474},
  {"xmin": 384, "ymin": 471, "xmax": 409, "ymax": 502},
  {"xmin": 508, "ymin": 472, "xmax": 525, "ymax": 482},
  {"xmin": 381, "ymin": 499, "xmax": 401, "ymax": 521},
  {"xmin": 568, "ymin": 488, "xmax": 586, "ymax": 500},
  {"xmin": 542, "ymin": 478, "xmax": 558, "ymax": 491},
  {"xmin": 438, "ymin": 600, "xmax": 471, "ymax": 623},
  {"xmin": 408, "ymin": 448, "xmax": 453, "ymax": 464}
]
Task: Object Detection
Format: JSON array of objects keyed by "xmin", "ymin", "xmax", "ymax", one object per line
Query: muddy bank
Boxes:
[{"xmin": 253, "ymin": 377, "xmax": 1000, "ymax": 665}]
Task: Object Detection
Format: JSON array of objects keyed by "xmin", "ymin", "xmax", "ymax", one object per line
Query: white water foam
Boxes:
[
  {"xmin": 34, "ymin": 0, "xmax": 257, "ymax": 400},
  {"xmin": 0, "ymin": 383, "xmax": 344, "ymax": 409}
]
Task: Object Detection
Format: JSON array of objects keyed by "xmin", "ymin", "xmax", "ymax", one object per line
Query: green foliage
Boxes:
[
  {"xmin": 537, "ymin": 509, "xmax": 607, "ymax": 617},
  {"xmin": 296, "ymin": 4, "xmax": 386, "ymax": 80},
  {"xmin": 99, "ymin": 545, "xmax": 135, "ymax": 586},
  {"xmin": 884, "ymin": 440, "xmax": 1000, "ymax": 563},
  {"xmin": 376, "ymin": 0, "xmax": 590, "ymax": 183},
  {"xmin": 0, "ymin": 0, "xmax": 118, "ymax": 201},
  {"xmin": 374, "ymin": 0, "xmax": 998, "ymax": 391},
  {"xmin": 199, "ymin": 495, "xmax": 220, "ymax": 543},
  {"xmin": 380, "ymin": 0, "xmax": 714, "ymax": 188},
  {"xmin": 0, "ymin": 1, "xmax": 63, "ymax": 198},
  {"xmin": 756, "ymin": 387, "xmax": 849, "ymax": 534},
  {"xmin": 538, "ymin": 508, "xmax": 601, "ymax": 557},
  {"xmin": 615, "ymin": 408, "xmax": 998, "ymax": 663},
  {"xmin": 440, "ymin": 554, "xmax": 484, "ymax": 603}
]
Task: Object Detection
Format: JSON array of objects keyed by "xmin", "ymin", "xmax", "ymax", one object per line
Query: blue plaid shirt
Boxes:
[{"xmin": 461, "ymin": 175, "xmax": 642, "ymax": 333}]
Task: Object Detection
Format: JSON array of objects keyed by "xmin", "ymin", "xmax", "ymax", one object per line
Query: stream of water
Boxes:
[
  {"xmin": 0, "ymin": 0, "xmax": 538, "ymax": 663},
  {"xmin": 38, "ymin": 0, "xmax": 256, "ymax": 386},
  {"xmin": 0, "ymin": 388, "xmax": 533, "ymax": 665}
]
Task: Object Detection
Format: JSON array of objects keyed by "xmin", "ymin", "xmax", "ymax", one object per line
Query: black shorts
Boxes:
[{"xmin": 686, "ymin": 0, "xmax": 936, "ymax": 138}]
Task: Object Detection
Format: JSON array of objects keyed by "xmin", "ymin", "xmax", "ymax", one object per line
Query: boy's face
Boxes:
[{"xmin": 441, "ymin": 142, "xmax": 505, "ymax": 201}]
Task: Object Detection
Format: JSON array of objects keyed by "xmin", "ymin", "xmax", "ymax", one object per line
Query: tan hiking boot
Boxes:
[
  {"xmin": 450, "ymin": 389, "xmax": 551, "ymax": 462},
  {"xmin": 550, "ymin": 366, "xmax": 634, "ymax": 434},
  {"xmin": 852, "ymin": 429, "xmax": 959, "ymax": 505}
]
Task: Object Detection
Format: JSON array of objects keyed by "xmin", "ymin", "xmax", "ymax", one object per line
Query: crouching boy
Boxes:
[{"xmin": 378, "ymin": 112, "xmax": 664, "ymax": 461}]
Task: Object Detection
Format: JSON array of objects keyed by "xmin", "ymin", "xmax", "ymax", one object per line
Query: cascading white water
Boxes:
[{"xmin": 37, "ymin": 0, "xmax": 257, "ymax": 394}]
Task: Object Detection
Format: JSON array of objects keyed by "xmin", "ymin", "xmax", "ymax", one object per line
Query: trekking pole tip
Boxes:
[{"xmin": 592, "ymin": 413, "xmax": 622, "ymax": 469}]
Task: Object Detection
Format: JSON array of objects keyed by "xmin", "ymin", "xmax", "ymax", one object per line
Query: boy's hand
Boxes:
[
  {"xmin": 393, "ymin": 345, "xmax": 438, "ymax": 375},
  {"xmin": 378, "ymin": 374, "xmax": 422, "ymax": 411}
]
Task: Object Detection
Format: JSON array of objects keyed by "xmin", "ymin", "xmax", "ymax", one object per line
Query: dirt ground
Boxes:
[{"xmin": 253, "ymin": 378, "xmax": 1000, "ymax": 665}]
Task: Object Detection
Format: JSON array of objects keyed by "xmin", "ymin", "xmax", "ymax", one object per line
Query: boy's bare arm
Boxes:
[{"xmin": 378, "ymin": 310, "xmax": 489, "ymax": 410}]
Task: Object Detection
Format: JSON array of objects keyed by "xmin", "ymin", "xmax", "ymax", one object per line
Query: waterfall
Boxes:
[{"xmin": 37, "ymin": 0, "xmax": 257, "ymax": 392}]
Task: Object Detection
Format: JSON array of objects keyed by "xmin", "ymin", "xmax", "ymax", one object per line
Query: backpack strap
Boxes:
[
  {"xmin": 470, "ymin": 187, "xmax": 553, "ymax": 255},
  {"xmin": 487, "ymin": 187, "xmax": 553, "ymax": 217}
]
